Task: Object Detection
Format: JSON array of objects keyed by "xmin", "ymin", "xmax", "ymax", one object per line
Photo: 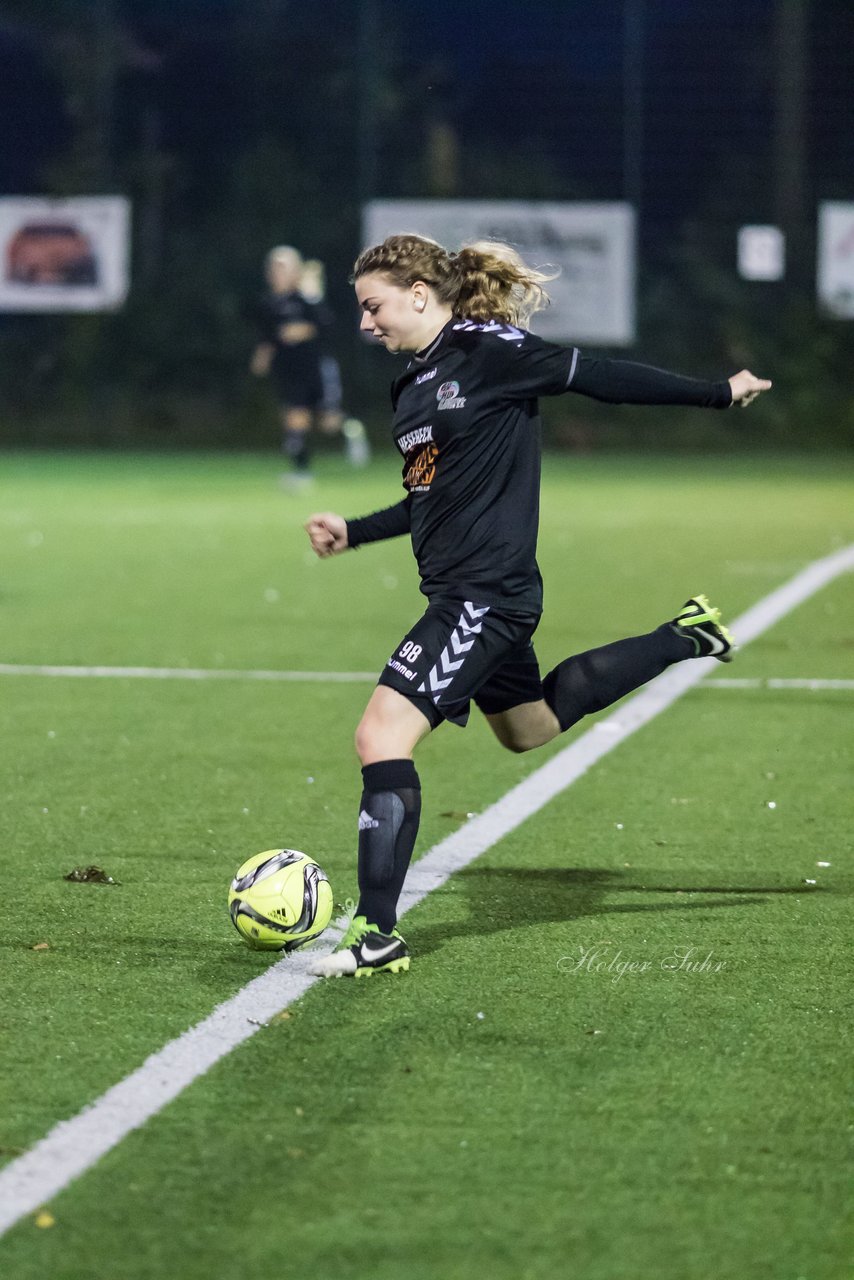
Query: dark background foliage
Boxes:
[{"xmin": 0, "ymin": 0, "xmax": 851, "ymax": 448}]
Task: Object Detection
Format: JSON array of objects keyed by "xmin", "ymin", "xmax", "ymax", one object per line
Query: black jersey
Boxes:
[
  {"xmin": 391, "ymin": 318, "xmax": 573, "ymax": 613},
  {"xmin": 256, "ymin": 289, "xmax": 329, "ymax": 381},
  {"xmin": 348, "ymin": 317, "xmax": 732, "ymax": 615}
]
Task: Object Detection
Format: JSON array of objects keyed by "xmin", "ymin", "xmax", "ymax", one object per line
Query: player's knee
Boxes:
[
  {"xmin": 355, "ymin": 713, "xmax": 395, "ymax": 764},
  {"xmin": 354, "ymin": 717, "xmax": 374, "ymax": 761}
]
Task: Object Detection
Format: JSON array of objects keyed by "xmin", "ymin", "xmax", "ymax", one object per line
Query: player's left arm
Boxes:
[
  {"xmin": 568, "ymin": 354, "xmax": 772, "ymax": 409},
  {"xmin": 486, "ymin": 330, "xmax": 771, "ymax": 409}
]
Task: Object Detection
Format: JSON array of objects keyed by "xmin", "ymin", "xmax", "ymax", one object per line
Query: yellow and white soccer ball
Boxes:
[{"xmin": 228, "ymin": 849, "xmax": 333, "ymax": 951}]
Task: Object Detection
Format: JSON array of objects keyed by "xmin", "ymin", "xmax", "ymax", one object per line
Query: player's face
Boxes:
[{"xmin": 355, "ymin": 273, "xmax": 424, "ymax": 352}]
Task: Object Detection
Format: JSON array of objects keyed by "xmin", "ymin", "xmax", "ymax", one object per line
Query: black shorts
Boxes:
[
  {"xmin": 271, "ymin": 358, "xmax": 323, "ymax": 411},
  {"xmin": 377, "ymin": 597, "xmax": 544, "ymax": 728}
]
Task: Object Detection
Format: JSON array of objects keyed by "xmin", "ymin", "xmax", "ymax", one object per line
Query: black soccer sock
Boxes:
[
  {"xmin": 542, "ymin": 623, "xmax": 693, "ymax": 733},
  {"xmin": 282, "ymin": 428, "xmax": 310, "ymax": 471},
  {"xmin": 355, "ymin": 759, "xmax": 421, "ymax": 934}
]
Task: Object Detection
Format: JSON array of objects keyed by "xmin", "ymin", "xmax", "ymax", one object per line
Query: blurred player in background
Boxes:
[
  {"xmin": 299, "ymin": 257, "xmax": 370, "ymax": 467},
  {"xmin": 304, "ymin": 233, "xmax": 771, "ymax": 979},
  {"xmin": 250, "ymin": 246, "xmax": 368, "ymax": 487}
]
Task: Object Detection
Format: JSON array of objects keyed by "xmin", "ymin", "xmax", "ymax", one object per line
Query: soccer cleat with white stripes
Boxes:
[
  {"xmin": 308, "ymin": 909, "xmax": 410, "ymax": 978},
  {"xmin": 671, "ymin": 594, "xmax": 735, "ymax": 663}
]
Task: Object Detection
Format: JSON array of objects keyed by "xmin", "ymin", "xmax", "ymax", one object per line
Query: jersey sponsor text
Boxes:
[
  {"xmin": 404, "ymin": 443, "xmax": 438, "ymax": 492},
  {"xmin": 398, "ymin": 423, "xmax": 434, "ymax": 454}
]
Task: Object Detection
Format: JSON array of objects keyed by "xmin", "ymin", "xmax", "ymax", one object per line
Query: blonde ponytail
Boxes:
[{"xmin": 453, "ymin": 241, "xmax": 555, "ymax": 326}]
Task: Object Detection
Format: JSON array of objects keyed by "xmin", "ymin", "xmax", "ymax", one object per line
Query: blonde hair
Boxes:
[
  {"xmin": 352, "ymin": 233, "xmax": 555, "ymax": 326},
  {"xmin": 299, "ymin": 258, "xmax": 326, "ymax": 302},
  {"xmin": 266, "ymin": 244, "xmax": 302, "ymax": 273}
]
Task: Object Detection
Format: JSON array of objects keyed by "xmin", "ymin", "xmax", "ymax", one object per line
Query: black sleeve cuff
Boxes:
[{"xmin": 346, "ymin": 497, "xmax": 412, "ymax": 549}]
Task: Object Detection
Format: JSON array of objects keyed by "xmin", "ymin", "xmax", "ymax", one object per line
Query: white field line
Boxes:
[
  {"xmin": 1, "ymin": 541, "xmax": 852, "ymax": 1236},
  {"xmin": 0, "ymin": 664, "xmax": 377, "ymax": 682},
  {"xmin": 0, "ymin": 664, "xmax": 852, "ymax": 692},
  {"xmin": 702, "ymin": 678, "xmax": 854, "ymax": 690}
]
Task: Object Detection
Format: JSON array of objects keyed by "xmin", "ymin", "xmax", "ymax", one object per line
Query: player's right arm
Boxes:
[{"xmin": 305, "ymin": 497, "xmax": 412, "ymax": 558}]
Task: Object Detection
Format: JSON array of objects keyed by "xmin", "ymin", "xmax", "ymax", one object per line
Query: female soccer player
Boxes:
[
  {"xmin": 251, "ymin": 247, "xmax": 369, "ymax": 482},
  {"xmin": 251, "ymin": 246, "xmax": 326, "ymax": 485},
  {"xmin": 305, "ymin": 234, "xmax": 771, "ymax": 978}
]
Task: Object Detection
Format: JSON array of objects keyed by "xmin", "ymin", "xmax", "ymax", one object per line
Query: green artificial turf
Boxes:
[{"xmin": 0, "ymin": 451, "xmax": 852, "ymax": 1279}]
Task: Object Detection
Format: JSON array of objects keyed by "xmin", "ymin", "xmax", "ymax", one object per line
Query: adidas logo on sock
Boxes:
[{"xmin": 358, "ymin": 809, "xmax": 380, "ymax": 831}]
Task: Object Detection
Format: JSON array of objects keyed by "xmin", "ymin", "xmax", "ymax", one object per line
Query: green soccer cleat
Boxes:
[
  {"xmin": 671, "ymin": 594, "xmax": 735, "ymax": 663},
  {"xmin": 308, "ymin": 905, "xmax": 410, "ymax": 978}
]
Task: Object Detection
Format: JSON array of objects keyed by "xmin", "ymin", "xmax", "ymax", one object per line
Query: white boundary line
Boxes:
[
  {"xmin": 702, "ymin": 678, "xmax": 854, "ymax": 690},
  {"xmin": 0, "ymin": 665, "xmax": 377, "ymax": 682},
  {"xmin": 1, "ymin": 664, "xmax": 852, "ymax": 691},
  {"xmin": 1, "ymin": 542, "xmax": 852, "ymax": 1236}
]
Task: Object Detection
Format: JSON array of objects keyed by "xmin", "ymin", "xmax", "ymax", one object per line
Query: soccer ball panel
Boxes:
[
  {"xmin": 228, "ymin": 850, "xmax": 333, "ymax": 951},
  {"xmin": 230, "ymin": 848, "xmax": 305, "ymax": 893}
]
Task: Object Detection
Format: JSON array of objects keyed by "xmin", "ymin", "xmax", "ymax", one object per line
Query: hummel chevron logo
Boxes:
[
  {"xmin": 450, "ymin": 631, "xmax": 474, "ymax": 657},
  {"xmin": 418, "ymin": 602, "xmax": 492, "ymax": 699},
  {"xmin": 358, "ymin": 810, "xmax": 379, "ymax": 831}
]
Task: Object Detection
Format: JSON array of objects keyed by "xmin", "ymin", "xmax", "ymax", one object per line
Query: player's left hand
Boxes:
[{"xmin": 729, "ymin": 369, "xmax": 772, "ymax": 407}]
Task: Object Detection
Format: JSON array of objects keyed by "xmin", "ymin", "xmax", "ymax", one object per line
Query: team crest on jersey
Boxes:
[{"xmin": 436, "ymin": 380, "xmax": 466, "ymax": 410}]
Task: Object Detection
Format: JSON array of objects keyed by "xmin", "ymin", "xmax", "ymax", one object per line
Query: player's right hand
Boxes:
[{"xmin": 305, "ymin": 512, "xmax": 349, "ymax": 557}]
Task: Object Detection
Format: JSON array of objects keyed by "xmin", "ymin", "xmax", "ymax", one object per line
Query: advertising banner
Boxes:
[
  {"xmin": 363, "ymin": 200, "xmax": 635, "ymax": 345},
  {"xmin": 0, "ymin": 196, "xmax": 130, "ymax": 312},
  {"xmin": 817, "ymin": 202, "xmax": 854, "ymax": 319}
]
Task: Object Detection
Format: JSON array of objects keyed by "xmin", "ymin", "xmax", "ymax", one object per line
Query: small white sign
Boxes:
[
  {"xmin": 738, "ymin": 225, "xmax": 785, "ymax": 281},
  {"xmin": 363, "ymin": 199, "xmax": 636, "ymax": 345},
  {"xmin": 0, "ymin": 196, "xmax": 130, "ymax": 312},
  {"xmin": 817, "ymin": 202, "xmax": 854, "ymax": 319}
]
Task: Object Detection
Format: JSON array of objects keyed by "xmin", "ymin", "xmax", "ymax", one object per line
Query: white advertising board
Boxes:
[
  {"xmin": 817, "ymin": 202, "xmax": 854, "ymax": 319},
  {"xmin": 0, "ymin": 196, "xmax": 130, "ymax": 312},
  {"xmin": 738, "ymin": 225, "xmax": 785, "ymax": 281},
  {"xmin": 363, "ymin": 200, "xmax": 635, "ymax": 345}
]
